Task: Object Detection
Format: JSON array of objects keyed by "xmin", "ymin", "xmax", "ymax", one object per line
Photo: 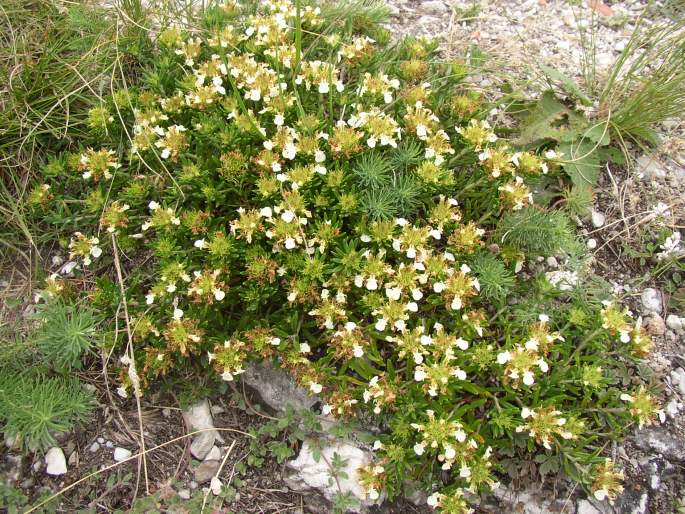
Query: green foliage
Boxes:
[
  {"xmin": 0, "ymin": 371, "xmax": 93, "ymax": 451},
  {"xmin": 11, "ymin": 1, "xmax": 662, "ymax": 511},
  {"xmin": 469, "ymin": 252, "xmax": 515, "ymax": 304},
  {"xmin": 353, "ymin": 152, "xmax": 391, "ymax": 189},
  {"xmin": 562, "ymin": 185, "xmax": 593, "ymax": 218},
  {"xmin": 495, "ymin": 207, "xmax": 578, "ymax": 257},
  {"xmin": 513, "ymin": 91, "xmax": 587, "ymax": 147},
  {"xmin": 0, "ymin": 482, "xmax": 29, "ymax": 514},
  {"xmin": 34, "ymin": 301, "xmax": 97, "ymax": 371}
]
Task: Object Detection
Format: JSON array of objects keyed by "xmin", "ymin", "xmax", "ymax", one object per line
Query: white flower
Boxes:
[
  {"xmin": 521, "ymin": 407, "xmax": 532, "ymax": 419},
  {"xmin": 214, "ymin": 289, "xmax": 225, "ymax": 301},
  {"xmin": 299, "ymin": 342, "xmax": 311, "ymax": 354},
  {"xmin": 413, "ymin": 443, "xmax": 425, "ymax": 456},
  {"xmin": 310, "ymin": 382, "xmax": 323, "ymax": 394},
  {"xmin": 522, "ymin": 371, "xmax": 535, "ymax": 386},
  {"xmin": 594, "ymin": 489, "xmax": 608, "ymax": 502},
  {"xmin": 173, "ymin": 308, "xmax": 184, "ymax": 320},
  {"xmin": 414, "ymin": 368, "xmax": 427, "ymax": 381},
  {"xmin": 657, "ymin": 232, "xmax": 682, "ymax": 260},
  {"xmin": 427, "ymin": 492, "xmax": 440, "ymax": 508},
  {"xmin": 194, "ymin": 239, "xmax": 206, "ymax": 249}
]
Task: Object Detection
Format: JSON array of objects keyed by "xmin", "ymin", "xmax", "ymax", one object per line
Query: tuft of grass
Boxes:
[
  {"xmin": 353, "ymin": 152, "xmax": 391, "ymax": 189},
  {"xmin": 578, "ymin": 11, "xmax": 685, "ymax": 147},
  {"xmin": 0, "ymin": 370, "xmax": 93, "ymax": 451},
  {"xmin": 495, "ymin": 207, "xmax": 578, "ymax": 257},
  {"xmin": 34, "ymin": 301, "xmax": 98, "ymax": 371},
  {"xmin": 469, "ymin": 252, "xmax": 515, "ymax": 304}
]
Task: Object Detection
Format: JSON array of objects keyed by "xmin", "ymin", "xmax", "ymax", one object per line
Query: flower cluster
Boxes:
[
  {"xmin": 591, "ymin": 459, "xmax": 624, "ymax": 504},
  {"xmin": 68, "ymin": 232, "xmax": 102, "ymax": 266},
  {"xmin": 620, "ymin": 386, "xmax": 665, "ymax": 428},
  {"xmin": 516, "ymin": 406, "xmax": 576, "ymax": 450},
  {"xmin": 41, "ymin": 4, "xmax": 664, "ymax": 511}
]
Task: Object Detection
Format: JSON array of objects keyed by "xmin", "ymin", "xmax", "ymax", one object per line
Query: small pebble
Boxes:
[
  {"xmin": 641, "ymin": 288, "xmax": 662, "ymax": 313},
  {"xmin": 45, "ymin": 447, "xmax": 67, "ymax": 476},
  {"xmin": 666, "ymin": 314, "xmax": 684, "ymax": 333},
  {"xmin": 113, "ymin": 447, "xmax": 132, "ymax": 462},
  {"xmin": 587, "ymin": 238, "xmax": 597, "ymax": 249},
  {"xmin": 645, "ymin": 315, "xmax": 665, "ymax": 337},
  {"xmin": 89, "ymin": 442, "xmax": 100, "ymax": 453},
  {"xmin": 591, "ymin": 209, "xmax": 606, "ymax": 228}
]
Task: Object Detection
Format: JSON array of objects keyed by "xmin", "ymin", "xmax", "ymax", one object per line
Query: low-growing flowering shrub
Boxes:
[{"xmin": 31, "ymin": 1, "xmax": 663, "ymax": 510}]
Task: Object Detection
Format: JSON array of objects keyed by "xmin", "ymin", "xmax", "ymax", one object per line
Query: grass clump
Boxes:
[
  {"xmin": 495, "ymin": 207, "xmax": 578, "ymax": 257},
  {"xmin": 0, "ymin": 370, "xmax": 93, "ymax": 451},
  {"xmin": 9, "ymin": 0, "xmax": 667, "ymax": 511},
  {"xmin": 34, "ymin": 300, "xmax": 97, "ymax": 371}
]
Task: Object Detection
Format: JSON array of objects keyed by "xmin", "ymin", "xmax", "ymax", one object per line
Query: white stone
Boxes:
[
  {"xmin": 422, "ymin": 0, "xmax": 447, "ymax": 12},
  {"xmin": 97, "ymin": 437, "xmax": 105, "ymax": 444},
  {"xmin": 576, "ymin": 499, "xmax": 601, "ymax": 514},
  {"xmin": 641, "ymin": 288, "xmax": 662, "ymax": 313},
  {"xmin": 45, "ymin": 447, "xmax": 67, "ymax": 476},
  {"xmin": 89, "ymin": 442, "xmax": 100, "ymax": 453},
  {"xmin": 665, "ymin": 399, "xmax": 682, "ymax": 419},
  {"xmin": 637, "ymin": 155, "xmax": 667, "ymax": 180},
  {"xmin": 204, "ymin": 445, "xmax": 222, "ymax": 462},
  {"xmin": 113, "ymin": 447, "xmax": 132, "ymax": 462},
  {"xmin": 182, "ymin": 399, "xmax": 223, "ymax": 460},
  {"xmin": 178, "ymin": 489, "xmax": 191, "ymax": 500},
  {"xmin": 591, "ymin": 209, "xmax": 606, "ymax": 228},
  {"xmin": 671, "ymin": 368, "xmax": 685, "ymax": 396},
  {"xmin": 284, "ymin": 438, "xmax": 382, "ymax": 512},
  {"xmin": 665, "ymin": 314, "xmax": 684, "ymax": 333}
]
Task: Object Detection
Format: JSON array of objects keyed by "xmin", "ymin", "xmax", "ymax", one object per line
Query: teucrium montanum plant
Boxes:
[{"xmin": 31, "ymin": 0, "xmax": 664, "ymax": 510}]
